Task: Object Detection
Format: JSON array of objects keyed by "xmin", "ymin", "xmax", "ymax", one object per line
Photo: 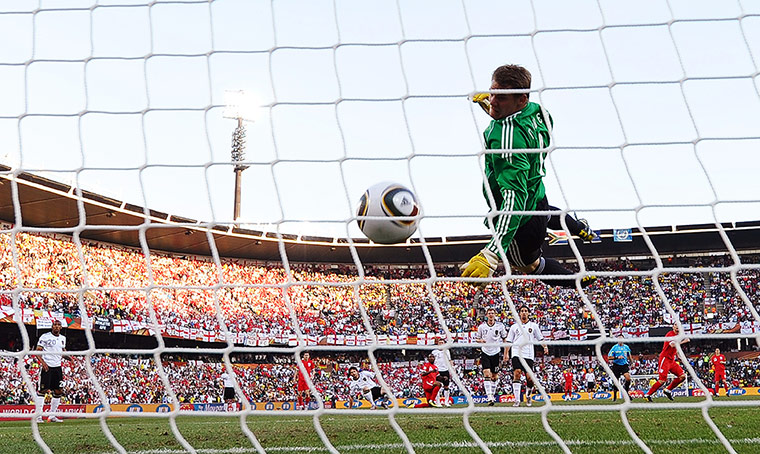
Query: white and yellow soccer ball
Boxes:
[{"xmin": 356, "ymin": 182, "xmax": 420, "ymax": 244}]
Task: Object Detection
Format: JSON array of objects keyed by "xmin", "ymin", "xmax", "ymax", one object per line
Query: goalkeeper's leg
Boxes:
[
  {"xmin": 547, "ymin": 205, "xmax": 597, "ymax": 242},
  {"xmin": 509, "ymin": 198, "xmax": 596, "ymax": 289}
]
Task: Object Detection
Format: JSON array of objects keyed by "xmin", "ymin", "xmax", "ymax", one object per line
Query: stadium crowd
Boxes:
[
  {"xmin": 0, "ymin": 227, "xmax": 759, "ymax": 406},
  {"xmin": 1, "ymin": 229, "xmax": 759, "ymax": 341}
]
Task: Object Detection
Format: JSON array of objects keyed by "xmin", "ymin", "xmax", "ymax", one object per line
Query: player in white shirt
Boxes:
[
  {"xmin": 35, "ymin": 320, "xmax": 67, "ymax": 423},
  {"xmin": 221, "ymin": 370, "xmax": 237, "ymax": 403},
  {"xmin": 432, "ymin": 337, "xmax": 453, "ymax": 407},
  {"xmin": 506, "ymin": 305, "xmax": 548, "ymax": 407},
  {"xmin": 476, "ymin": 308, "xmax": 508, "ymax": 405},
  {"xmin": 347, "ymin": 367, "xmax": 391, "ymax": 410},
  {"xmin": 584, "ymin": 369, "xmax": 596, "ymax": 393}
]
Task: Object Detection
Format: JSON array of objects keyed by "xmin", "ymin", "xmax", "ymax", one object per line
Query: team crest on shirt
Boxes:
[{"xmin": 528, "ymin": 328, "xmax": 533, "ymax": 333}]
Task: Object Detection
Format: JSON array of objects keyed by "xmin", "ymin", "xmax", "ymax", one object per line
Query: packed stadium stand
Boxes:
[{"xmin": 0, "ymin": 169, "xmax": 758, "ymax": 407}]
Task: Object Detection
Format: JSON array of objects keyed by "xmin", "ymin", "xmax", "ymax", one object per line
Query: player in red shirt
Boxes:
[
  {"xmin": 562, "ymin": 368, "xmax": 575, "ymax": 400},
  {"xmin": 645, "ymin": 323, "xmax": 689, "ymax": 402},
  {"xmin": 296, "ymin": 352, "xmax": 315, "ymax": 410},
  {"xmin": 710, "ymin": 348, "xmax": 729, "ymax": 396},
  {"xmin": 416, "ymin": 353, "xmax": 443, "ymax": 408}
]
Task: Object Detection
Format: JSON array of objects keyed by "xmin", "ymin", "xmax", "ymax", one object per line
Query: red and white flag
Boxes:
[{"xmin": 568, "ymin": 329, "xmax": 588, "ymax": 341}]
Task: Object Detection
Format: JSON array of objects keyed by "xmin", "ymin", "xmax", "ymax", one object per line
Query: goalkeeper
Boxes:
[{"xmin": 461, "ymin": 64, "xmax": 595, "ymax": 288}]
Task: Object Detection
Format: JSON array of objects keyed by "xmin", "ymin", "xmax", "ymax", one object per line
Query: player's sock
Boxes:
[
  {"xmin": 363, "ymin": 390, "xmax": 374, "ymax": 405},
  {"xmin": 667, "ymin": 376, "xmax": 685, "ymax": 391},
  {"xmin": 646, "ymin": 381, "xmax": 662, "ymax": 396},
  {"xmin": 444, "ymin": 389, "xmax": 450, "ymax": 405},
  {"xmin": 297, "ymin": 395, "xmax": 303, "ymax": 409},
  {"xmin": 513, "ymin": 383, "xmax": 522, "ymax": 402},
  {"xmin": 531, "ymin": 257, "xmax": 588, "ymax": 288},
  {"xmin": 484, "ymin": 381, "xmax": 493, "ymax": 400},
  {"xmin": 50, "ymin": 397, "xmax": 60, "ymax": 413},
  {"xmin": 35, "ymin": 395, "xmax": 45, "ymax": 411}
]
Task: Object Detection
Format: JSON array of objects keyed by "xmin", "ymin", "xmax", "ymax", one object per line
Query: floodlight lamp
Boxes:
[{"xmin": 223, "ymin": 90, "xmax": 261, "ymax": 122}]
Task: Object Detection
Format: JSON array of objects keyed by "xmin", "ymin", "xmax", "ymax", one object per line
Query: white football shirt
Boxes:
[
  {"xmin": 37, "ymin": 332, "xmax": 66, "ymax": 368},
  {"xmin": 348, "ymin": 370, "xmax": 377, "ymax": 396},
  {"xmin": 431, "ymin": 348, "xmax": 451, "ymax": 372},
  {"xmin": 221, "ymin": 372, "xmax": 235, "ymax": 388},
  {"xmin": 506, "ymin": 321, "xmax": 543, "ymax": 361},
  {"xmin": 477, "ymin": 321, "xmax": 508, "ymax": 356}
]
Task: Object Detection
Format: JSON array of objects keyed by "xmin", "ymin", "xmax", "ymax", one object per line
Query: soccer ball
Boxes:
[{"xmin": 356, "ymin": 182, "xmax": 420, "ymax": 244}]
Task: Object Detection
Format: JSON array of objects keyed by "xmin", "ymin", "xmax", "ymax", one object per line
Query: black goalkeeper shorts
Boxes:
[{"xmin": 507, "ymin": 196, "xmax": 550, "ymax": 268}]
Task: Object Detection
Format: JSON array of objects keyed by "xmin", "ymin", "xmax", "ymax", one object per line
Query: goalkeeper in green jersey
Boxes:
[{"xmin": 461, "ymin": 64, "xmax": 595, "ymax": 288}]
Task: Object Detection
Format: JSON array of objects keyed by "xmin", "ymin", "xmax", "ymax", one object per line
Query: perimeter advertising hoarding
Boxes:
[{"xmin": 2, "ymin": 388, "xmax": 757, "ymax": 419}]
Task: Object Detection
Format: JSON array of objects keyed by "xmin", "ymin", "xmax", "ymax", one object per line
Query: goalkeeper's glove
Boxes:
[
  {"xmin": 471, "ymin": 93, "xmax": 491, "ymax": 115},
  {"xmin": 460, "ymin": 248, "xmax": 500, "ymax": 281}
]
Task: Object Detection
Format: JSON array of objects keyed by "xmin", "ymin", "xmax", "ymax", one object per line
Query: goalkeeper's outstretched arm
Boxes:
[{"xmin": 471, "ymin": 93, "xmax": 492, "ymax": 116}]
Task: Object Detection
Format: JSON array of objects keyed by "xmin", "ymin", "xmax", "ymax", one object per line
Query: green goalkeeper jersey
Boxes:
[{"xmin": 482, "ymin": 101, "xmax": 552, "ymax": 255}]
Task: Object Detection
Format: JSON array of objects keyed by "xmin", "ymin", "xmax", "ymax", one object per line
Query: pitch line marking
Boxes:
[{"xmin": 92, "ymin": 437, "xmax": 760, "ymax": 454}]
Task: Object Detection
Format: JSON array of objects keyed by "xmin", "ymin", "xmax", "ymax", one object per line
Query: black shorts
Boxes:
[
  {"xmin": 370, "ymin": 386, "xmax": 383, "ymax": 401},
  {"xmin": 39, "ymin": 366, "xmax": 63, "ymax": 393},
  {"xmin": 507, "ymin": 196, "xmax": 550, "ymax": 268},
  {"xmin": 610, "ymin": 363, "xmax": 630, "ymax": 378},
  {"xmin": 437, "ymin": 370, "xmax": 450, "ymax": 387},
  {"xmin": 511, "ymin": 356, "xmax": 535, "ymax": 372},
  {"xmin": 223, "ymin": 387, "xmax": 236, "ymax": 401},
  {"xmin": 480, "ymin": 352, "xmax": 501, "ymax": 374}
]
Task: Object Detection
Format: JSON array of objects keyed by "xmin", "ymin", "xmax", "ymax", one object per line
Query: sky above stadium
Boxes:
[{"xmin": 0, "ymin": 0, "xmax": 759, "ymax": 240}]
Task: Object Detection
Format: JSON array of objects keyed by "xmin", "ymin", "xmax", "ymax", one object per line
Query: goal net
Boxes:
[{"xmin": 1, "ymin": 0, "xmax": 759, "ymax": 453}]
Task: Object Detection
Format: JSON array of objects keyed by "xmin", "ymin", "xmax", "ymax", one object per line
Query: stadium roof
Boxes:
[{"xmin": 0, "ymin": 165, "xmax": 758, "ymax": 265}]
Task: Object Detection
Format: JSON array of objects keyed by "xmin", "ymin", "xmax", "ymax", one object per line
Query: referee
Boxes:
[{"xmin": 607, "ymin": 340, "xmax": 633, "ymax": 401}]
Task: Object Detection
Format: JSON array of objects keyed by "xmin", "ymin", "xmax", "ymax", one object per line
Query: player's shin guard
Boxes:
[{"xmin": 667, "ymin": 376, "xmax": 685, "ymax": 391}]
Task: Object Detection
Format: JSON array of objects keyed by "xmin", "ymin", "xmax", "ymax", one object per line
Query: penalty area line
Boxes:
[{"xmin": 95, "ymin": 437, "xmax": 760, "ymax": 454}]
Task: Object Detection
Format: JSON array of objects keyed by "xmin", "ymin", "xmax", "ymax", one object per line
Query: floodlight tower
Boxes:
[{"xmin": 224, "ymin": 90, "xmax": 256, "ymax": 222}]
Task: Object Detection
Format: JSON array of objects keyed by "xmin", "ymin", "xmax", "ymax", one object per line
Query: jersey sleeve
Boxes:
[
  {"xmin": 506, "ymin": 325, "xmax": 517, "ymax": 343},
  {"xmin": 533, "ymin": 324, "xmax": 544, "ymax": 342},
  {"xmin": 476, "ymin": 324, "xmax": 485, "ymax": 341},
  {"xmin": 483, "ymin": 120, "xmax": 531, "ymax": 255}
]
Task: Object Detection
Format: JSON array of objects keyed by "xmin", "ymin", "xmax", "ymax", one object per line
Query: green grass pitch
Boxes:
[{"xmin": 1, "ymin": 397, "xmax": 759, "ymax": 454}]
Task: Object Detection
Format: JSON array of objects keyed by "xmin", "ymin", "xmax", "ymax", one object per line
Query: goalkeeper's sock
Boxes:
[
  {"xmin": 513, "ymin": 383, "xmax": 522, "ymax": 402},
  {"xmin": 50, "ymin": 397, "xmax": 60, "ymax": 413},
  {"xmin": 531, "ymin": 257, "xmax": 575, "ymax": 288}
]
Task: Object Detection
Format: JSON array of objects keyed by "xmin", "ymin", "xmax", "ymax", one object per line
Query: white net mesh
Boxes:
[{"xmin": 1, "ymin": 0, "xmax": 760, "ymax": 453}]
